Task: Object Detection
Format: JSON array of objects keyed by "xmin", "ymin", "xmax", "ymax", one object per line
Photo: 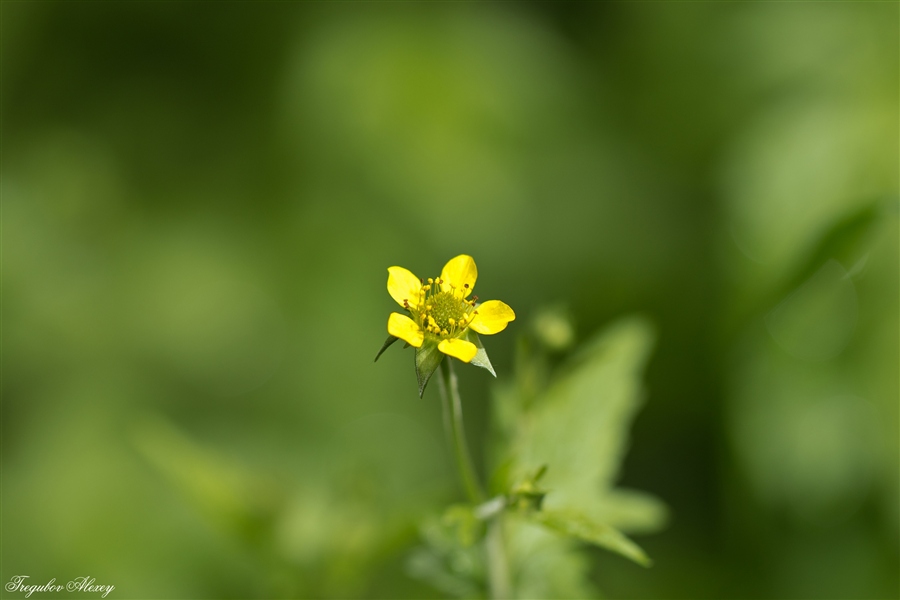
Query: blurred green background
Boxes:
[{"xmin": 2, "ymin": 2, "xmax": 898, "ymax": 599}]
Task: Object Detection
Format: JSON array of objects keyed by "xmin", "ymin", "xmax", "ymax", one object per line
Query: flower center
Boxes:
[
  {"xmin": 429, "ymin": 291, "xmax": 467, "ymax": 331},
  {"xmin": 407, "ymin": 277, "xmax": 478, "ymax": 339}
]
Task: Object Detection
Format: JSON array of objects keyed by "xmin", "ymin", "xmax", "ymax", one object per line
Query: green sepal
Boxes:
[
  {"xmin": 462, "ymin": 329, "xmax": 496, "ymax": 377},
  {"xmin": 374, "ymin": 334, "xmax": 399, "ymax": 362},
  {"xmin": 530, "ymin": 510, "xmax": 652, "ymax": 567},
  {"xmin": 415, "ymin": 338, "xmax": 445, "ymax": 398}
]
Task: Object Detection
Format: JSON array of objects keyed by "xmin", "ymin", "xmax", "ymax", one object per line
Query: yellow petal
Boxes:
[
  {"xmin": 438, "ymin": 337, "xmax": 478, "ymax": 363},
  {"xmin": 469, "ymin": 300, "xmax": 515, "ymax": 335},
  {"xmin": 440, "ymin": 255, "xmax": 477, "ymax": 297},
  {"xmin": 388, "ymin": 313, "xmax": 424, "ymax": 348},
  {"xmin": 387, "ymin": 266, "xmax": 422, "ymax": 308}
]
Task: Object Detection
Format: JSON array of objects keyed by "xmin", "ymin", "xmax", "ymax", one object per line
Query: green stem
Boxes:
[
  {"xmin": 438, "ymin": 358, "xmax": 484, "ymax": 503},
  {"xmin": 438, "ymin": 358, "xmax": 511, "ymax": 599},
  {"xmin": 486, "ymin": 516, "xmax": 512, "ymax": 599}
]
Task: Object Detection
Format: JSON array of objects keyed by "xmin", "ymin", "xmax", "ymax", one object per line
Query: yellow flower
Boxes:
[{"xmin": 385, "ymin": 255, "xmax": 515, "ymax": 363}]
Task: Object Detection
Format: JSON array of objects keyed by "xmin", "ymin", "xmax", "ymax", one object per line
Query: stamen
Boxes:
[{"xmin": 411, "ymin": 279, "xmax": 473, "ymax": 340}]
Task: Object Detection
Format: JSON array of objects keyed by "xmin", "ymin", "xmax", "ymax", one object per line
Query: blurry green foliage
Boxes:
[
  {"xmin": 2, "ymin": 1, "xmax": 897, "ymax": 599},
  {"xmin": 408, "ymin": 316, "xmax": 664, "ymax": 597},
  {"xmin": 499, "ymin": 318, "xmax": 664, "ymax": 591}
]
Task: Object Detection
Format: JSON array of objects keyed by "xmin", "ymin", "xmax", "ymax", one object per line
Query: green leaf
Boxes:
[
  {"xmin": 415, "ymin": 338, "xmax": 445, "ymax": 398},
  {"xmin": 373, "ymin": 334, "xmax": 399, "ymax": 362},
  {"xmin": 780, "ymin": 199, "xmax": 886, "ymax": 297},
  {"xmin": 504, "ymin": 516, "xmax": 599, "ymax": 599},
  {"xmin": 728, "ymin": 197, "xmax": 893, "ymax": 334},
  {"xmin": 132, "ymin": 415, "xmax": 283, "ymax": 546},
  {"xmin": 406, "ymin": 548, "xmax": 483, "ymax": 599},
  {"xmin": 530, "ymin": 510, "xmax": 652, "ymax": 567},
  {"xmin": 591, "ymin": 489, "xmax": 669, "ymax": 535},
  {"xmin": 506, "ymin": 317, "xmax": 659, "ymax": 516},
  {"xmin": 462, "ymin": 329, "xmax": 496, "ymax": 377},
  {"xmin": 489, "ymin": 316, "xmax": 664, "ymax": 589},
  {"xmin": 407, "ymin": 513, "xmax": 486, "ymax": 598},
  {"xmin": 442, "ymin": 504, "xmax": 485, "ymax": 547}
]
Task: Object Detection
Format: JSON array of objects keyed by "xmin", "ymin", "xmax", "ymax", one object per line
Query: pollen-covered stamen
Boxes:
[{"xmin": 413, "ymin": 275, "xmax": 474, "ymax": 339}]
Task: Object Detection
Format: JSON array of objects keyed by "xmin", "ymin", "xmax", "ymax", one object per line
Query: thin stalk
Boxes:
[
  {"xmin": 486, "ymin": 516, "xmax": 512, "ymax": 599},
  {"xmin": 438, "ymin": 358, "xmax": 511, "ymax": 599},
  {"xmin": 438, "ymin": 358, "xmax": 484, "ymax": 503}
]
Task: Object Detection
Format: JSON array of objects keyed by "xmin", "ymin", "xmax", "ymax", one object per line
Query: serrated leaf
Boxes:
[
  {"xmin": 462, "ymin": 329, "xmax": 496, "ymax": 377},
  {"xmin": 531, "ymin": 510, "xmax": 652, "ymax": 567},
  {"xmin": 492, "ymin": 314, "xmax": 665, "ymax": 585},
  {"xmin": 373, "ymin": 334, "xmax": 399, "ymax": 362},
  {"xmin": 509, "ymin": 317, "xmax": 657, "ymax": 510},
  {"xmin": 415, "ymin": 339, "xmax": 444, "ymax": 398}
]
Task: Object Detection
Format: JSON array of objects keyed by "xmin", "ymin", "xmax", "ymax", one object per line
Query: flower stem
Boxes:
[
  {"xmin": 438, "ymin": 358, "xmax": 511, "ymax": 599},
  {"xmin": 438, "ymin": 358, "xmax": 484, "ymax": 504},
  {"xmin": 486, "ymin": 515, "xmax": 512, "ymax": 599}
]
